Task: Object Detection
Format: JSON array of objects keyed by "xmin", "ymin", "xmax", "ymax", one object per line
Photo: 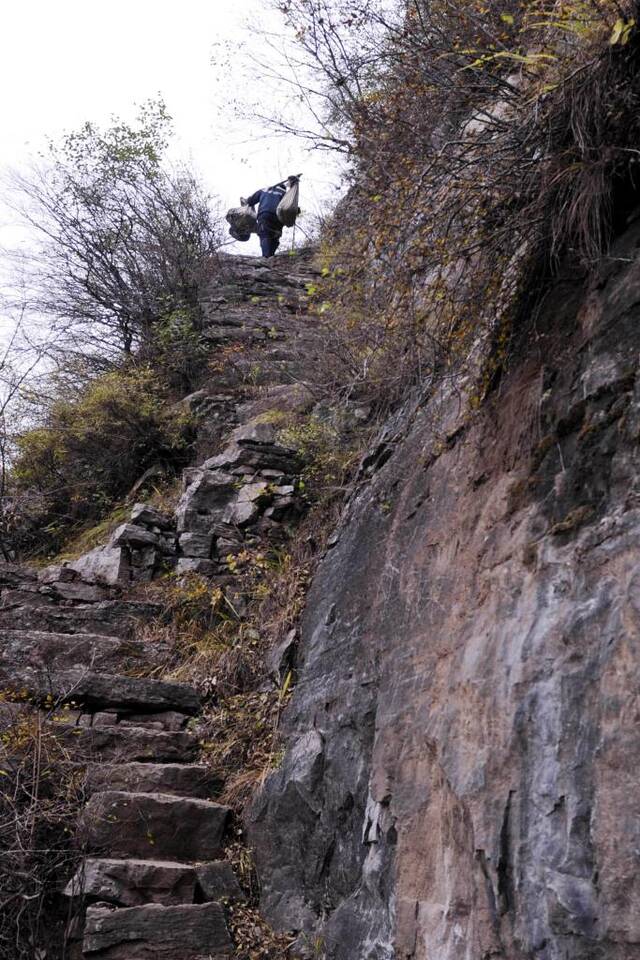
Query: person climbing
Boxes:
[{"xmin": 242, "ymin": 175, "xmax": 300, "ymax": 258}]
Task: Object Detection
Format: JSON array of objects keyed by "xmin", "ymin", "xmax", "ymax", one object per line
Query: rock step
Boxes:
[
  {"xmin": 5, "ymin": 668, "xmax": 199, "ymax": 714},
  {"xmin": 64, "ymin": 857, "xmax": 244, "ymax": 907},
  {"xmin": 0, "ymin": 598, "xmax": 162, "ymax": 638},
  {"xmin": 82, "ymin": 791, "xmax": 230, "ymax": 861},
  {"xmin": 57, "ymin": 724, "xmax": 198, "ymax": 763},
  {"xmin": 0, "ymin": 628, "xmax": 143, "ymax": 677},
  {"xmin": 85, "ymin": 762, "xmax": 223, "ymax": 799},
  {"xmin": 83, "ymin": 901, "xmax": 232, "ymax": 959}
]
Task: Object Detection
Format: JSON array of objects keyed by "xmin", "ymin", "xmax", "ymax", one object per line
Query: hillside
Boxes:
[{"xmin": 4, "ymin": 2, "xmax": 640, "ymax": 958}]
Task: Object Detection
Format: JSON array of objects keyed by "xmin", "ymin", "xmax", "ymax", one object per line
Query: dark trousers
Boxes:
[{"xmin": 257, "ymin": 214, "xmax": 282, "ymax": 257}]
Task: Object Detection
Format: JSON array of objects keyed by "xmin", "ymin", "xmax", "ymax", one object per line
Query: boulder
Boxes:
[
  {"xmin": 83, "ymin": 791, "xmax": 230, "ymax": 860},
  {"xmin": 83, "ymin": 901, "xmax": 232, "ymax": 958}
]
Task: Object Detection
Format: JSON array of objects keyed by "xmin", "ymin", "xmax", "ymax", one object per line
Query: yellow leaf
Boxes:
[{"xmin": 610, "ymin": 18, "xmax": 635, "ymax": 45}]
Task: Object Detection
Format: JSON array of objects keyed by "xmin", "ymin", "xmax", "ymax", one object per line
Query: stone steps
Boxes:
[
  {"xmin": 85, "ymin": 762, "xmax": 223, "ymax": 798},
  {"xmin": 82, "ymin": 790, "xmax": 230, "ymax": 861},
  {"xmin": 0, "ymin": 598, "xmax": 162, "ymax": 637},
  {"xmin": 65, "ymin": 856, "xmax": 244, "ymax": 908},
  {"xmin": 82, "ymin": 901, "xmax": 232, "ymax": 959},
  {"xmin": 56, "ymin": 723, "xmax": 199, "ymax": 763},
  {"xmin": 1, "ymin": 250, "xmax": 325, "ymax": 956},
  {"xmin": 2, "ymin": 664, "xmax": 199, "ymax": 714}
]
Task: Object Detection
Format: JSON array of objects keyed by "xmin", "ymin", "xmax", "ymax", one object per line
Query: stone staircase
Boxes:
[
  {"xmin": 0, "ymin": 576, "xmax": 236, "ymax": 959},
  {"xmin": 0, "ymin": 250, "xmax": 322, "ymax": 958}
]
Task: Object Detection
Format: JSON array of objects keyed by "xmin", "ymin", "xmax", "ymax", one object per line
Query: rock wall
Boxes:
[{"xmin": 251, "ymin": 221, "xmax": 640, "ymax": 957}]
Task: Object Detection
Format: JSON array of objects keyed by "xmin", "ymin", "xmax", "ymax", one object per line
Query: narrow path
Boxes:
[{"xmin": 0, "ymin": 250, "xmax": 320, "ymax": 958}]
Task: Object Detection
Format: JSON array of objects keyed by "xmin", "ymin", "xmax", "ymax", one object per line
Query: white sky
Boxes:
[{"xmin": 0, "ymin": 0, "xmax": 345, "ymax": 258}]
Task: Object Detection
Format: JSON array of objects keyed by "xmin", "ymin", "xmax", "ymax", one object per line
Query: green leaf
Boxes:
[{"xmin": 500, "ymin": 13, "xmax": 514, "ymax": 25}]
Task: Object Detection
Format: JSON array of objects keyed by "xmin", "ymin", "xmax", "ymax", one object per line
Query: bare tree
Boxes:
[{"xmin": 6, "ymin": 99, "xmax": 223, "ymax": 365}]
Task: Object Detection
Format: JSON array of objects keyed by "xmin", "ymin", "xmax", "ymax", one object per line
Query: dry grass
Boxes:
[
  {"xmin": 273, "ymin": 0, "xmax": 640, "ymax": 412},
  {"xmin": 0, "ymin": 698, "xmax": 85, "ymax": 959}
]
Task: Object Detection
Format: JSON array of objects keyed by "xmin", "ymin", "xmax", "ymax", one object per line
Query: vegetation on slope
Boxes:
[
  {"xmin": 1, "ymin": 103, "xmax": 222, "ymax": 559},
  {"xmin": 272, "ymin": 0, "xmax": 640, "ymax": 407}
]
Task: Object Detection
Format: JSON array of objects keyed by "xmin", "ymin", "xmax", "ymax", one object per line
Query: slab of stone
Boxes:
[
  {"xmin": 130, "ymin": 504, "xmax": 173, "ymax": 529},
  {"xmin": 83, "ymin": 791, "xmax": 230, "ymax": 860},
  {"xmin": 58, "ymin": 725, "xmax": 197, "ymax": 763},
  {"xmin": 0, "ymin": 600, "xmax": 161, "ymax": 638},
  {"xmin": 174, "ymin": 558, "xmax": 217, "ymax": 576},
  {"xmin": 65, "ymin": 857, "xmax": 196, "ymax": 906},
  {"xmin": 119, "ymin": 710, "xmax": 187, "ymax": 732},
  {"xmin": 53, "ymin": 671, "xmax": 200, "ymax": 714},
  {"xmin": 265, "ymin": 628, "xmax": 297, "ymax": 684},
  {"xmin": 196, "ymin": 861, "xmax": 245, "ymax": 902},
  {"xmin": 38, "ymin": 564, "xmax": 78, "ymax": 584},
  {"xmin": 238, "ymin": 481, "xmax": 271, "ymax": 503},
  {"xmin": 83, "ymin": 901, "xmax": 232, "ymax": 958},
  {"xmin": 222, "ymin": 499, "xmax": 260, "ymax": 527},
  {"xmin": 231, "ymin": 419, "xmax": 278, "ymax": 445},
  {"xmin": 178, "ymin": 533, "xmax": 213, "ymax": 558},
  {"xmin": 91, "ymin": 711, "xmax": 120, "ymax": 727},
  {"xmin": 67, "ymin": 543, "xmax": 131, "ymax": 586},
  {"xmin": 175, "ymin": 470, "xmax": 236, "ymax": 533},
  {"xmin": 85, "ymin": 762, "xmax": 223, "ymax": 799},
  {"xmin": 215, "ymin": 537, "xmax": 246, "ymax": 557},
  {"xmin": 0, "ymin": 629, "xmax": 141, "ymax": 674},
  {"xmin": 111, "ymin": 524, "xmax": 160, "ymax": 548},
  {"xmin": 48, "ymin": 580, "xmax": 111, "ymax": 602}
]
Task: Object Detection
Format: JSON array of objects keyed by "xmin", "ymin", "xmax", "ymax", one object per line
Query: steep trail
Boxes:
[{"xmin": 0, "ymin": 250, "xmax": 320, "ymax": 959}]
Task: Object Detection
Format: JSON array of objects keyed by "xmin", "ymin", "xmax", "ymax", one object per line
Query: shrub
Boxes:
[
  {"xmin": 11, "ymin": 365, "xmax": 192, "ymax": 555},
  {"xmin": 0, "ymin": 699, "xmax": 85, "ymax": 958},
  {"xmin": 273, "ymin": 0, "xmax": 640, "ymax": 408}
]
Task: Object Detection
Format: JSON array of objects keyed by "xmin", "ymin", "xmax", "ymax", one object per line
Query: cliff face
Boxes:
[{"xmin": 251, "ymin": 219, "xmax": 640, "ymax": 958}]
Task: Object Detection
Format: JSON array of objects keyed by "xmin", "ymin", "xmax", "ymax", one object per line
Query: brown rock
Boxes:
[
  {"xmin": 83, "ymin": 791, "xmax": 230, "ymax": 860},
  {"xmin": 57, "ymin": 725, "xmax": 197, "ymax": 763},
  {"xmin": 196, "ymin": 861, "xmax": 245, "ymax": 902},
  {"xmin": 85, "ymin": 762, "xmax": 222, "ymax": 799},
  {"xmin": 65, "ymin": 857, "xmax": 196, "ymax": 906},
  {"xmin": 83, "ymin": 901, "xmax": 232, "ymax": 958}
]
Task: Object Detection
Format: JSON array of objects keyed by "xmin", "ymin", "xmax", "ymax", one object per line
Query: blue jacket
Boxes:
[{"xmin": 246, "ymin": 180, "xmax": 287, "ymax": 219}]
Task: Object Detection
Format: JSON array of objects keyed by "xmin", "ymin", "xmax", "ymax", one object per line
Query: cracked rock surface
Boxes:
[{"xmin": 251, "ymin": 222, "xmax": 640, "ymax": 958}]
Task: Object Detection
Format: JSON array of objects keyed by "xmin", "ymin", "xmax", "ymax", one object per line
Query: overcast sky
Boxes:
[{"xmin": 0, "ymin": 0, "xmax": 345, "ymax": 258}]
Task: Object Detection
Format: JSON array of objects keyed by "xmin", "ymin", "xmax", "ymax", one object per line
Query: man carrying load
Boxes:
[{"xmin": 242, "ymin": 174, "xmax": 301, "ymax": 258}]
